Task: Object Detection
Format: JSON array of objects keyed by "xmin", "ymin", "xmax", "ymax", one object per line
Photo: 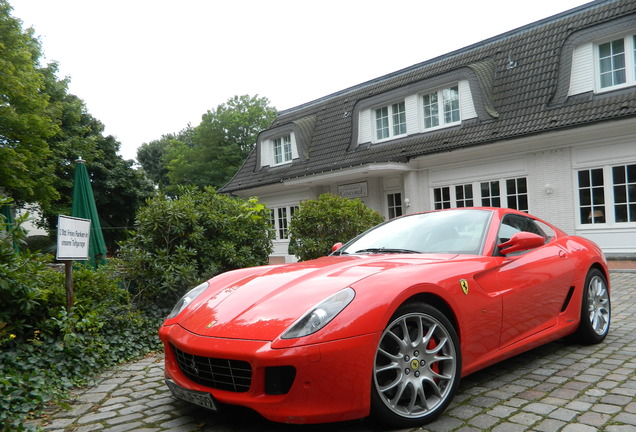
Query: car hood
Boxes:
[{"xmin": 176, "ymin": 254, "xmax": 456, "ymax": 341}]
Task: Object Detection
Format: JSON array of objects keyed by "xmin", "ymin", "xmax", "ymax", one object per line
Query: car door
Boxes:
[{"xmin": 495, "ymin": 214, "xmax": 577, "ymax": 348}]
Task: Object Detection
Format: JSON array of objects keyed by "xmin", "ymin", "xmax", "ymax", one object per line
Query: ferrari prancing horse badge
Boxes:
[{"xmin": 460, "ymin": 279, "xmax": 469, "ymax": 295}]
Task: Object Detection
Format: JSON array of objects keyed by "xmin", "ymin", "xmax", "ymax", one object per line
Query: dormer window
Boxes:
[
  {"xmin": 273, "ymin": 135, "xmax": 292, "ymax": 165},
  {"xmin": 375, "ymin": 101, "xmax": 407, "ymax": 141},
  {"xmin": 598, "ymin": 35, "xmax": 636, "ymax": 90},
  {"xmin": 257, "ymin": 131, "xmax": 300, "ymax": 168},
  {"xmin": 423, "ymin": 86, "xmax": 460, "ymax": 130},
  {"xmin": 564, "ymin": 24, "xmax": 636, "ymax": 98},
  {"xmin": 355, "ymin": 77, "xmax": 478, "ymax": 146}
]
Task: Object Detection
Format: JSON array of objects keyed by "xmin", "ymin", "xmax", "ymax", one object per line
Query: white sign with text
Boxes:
[{"xmin": 56, "ymin": 215, "xmax": 91, "ymax": 260}]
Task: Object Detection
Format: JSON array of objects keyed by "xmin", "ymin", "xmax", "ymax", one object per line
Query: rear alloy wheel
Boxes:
[
  {"xmin": 371, "ymin": 303, "xmax": 461, "ymax": 427},
  {"xmin": 573, "ymin": 268, "xmax": 611, "ymax": 344}
]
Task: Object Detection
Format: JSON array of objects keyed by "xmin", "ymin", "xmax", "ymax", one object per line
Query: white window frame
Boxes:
[
  {"xmin": 273, "ymin": 134, "xmax": 293, "ymax": 165},
  {"xmin": 422, "ymin": 85, "xmax": 461, "ymax": 131},
  {"xmin": 387, "ymin": 192, "xmax": 404, "ymax": 219},
  {"xmin": 595, "ymin": 33, "xmax": 636, "ymax": 93},
  {"xmin": 374, "ymin": 101, "xmax": 407, "ymax": 142},
  {"xmin": 455, "ymin": 184, "xmax": 475, "ymax": 208},
  {"xmin": 357, "ymin": 80, "xmax": 476, "ymax": 145},
  {"xmin": 270, "ymin": 205, "xmax": 298, "ymax": 240},
  {"xmin": 432, "ymin": 177, "xmax": 528, "ymax": 212},
  {"xmin": 576, "ymin": 163, "xmax": 636, "ymax": 227}
]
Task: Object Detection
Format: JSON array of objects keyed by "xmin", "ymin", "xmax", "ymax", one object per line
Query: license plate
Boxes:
[{"xmin": 166, "ymin": 380, "xmax": 218, "ymax": 411}]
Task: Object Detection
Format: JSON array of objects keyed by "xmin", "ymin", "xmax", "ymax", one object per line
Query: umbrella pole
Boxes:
[{"xmin": 65, "ymin": 261, "xmax": 74, "ymax": 311}]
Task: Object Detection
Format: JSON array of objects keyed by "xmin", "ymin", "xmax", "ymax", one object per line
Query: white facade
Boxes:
[{"xmin": 235, "ymin": 119, "xmax": 636, "ymax": 262}]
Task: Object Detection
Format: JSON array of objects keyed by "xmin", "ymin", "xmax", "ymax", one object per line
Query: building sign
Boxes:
[
  {"xmin": 56, "ymin": 215, "xmax": 91, "ymax": 260},
  {"xmin": 338, "ymin": 182, "xmax": 368, "ymax": 199}
]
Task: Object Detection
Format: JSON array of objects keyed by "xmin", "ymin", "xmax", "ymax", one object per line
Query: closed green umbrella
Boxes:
[
  {"xmin": 71, "ymin": 159, "xmax": 107, "ymax": 267},
  {"xmin": 1, "ymin": 203, "xmax": 13, "ymax": 229}
]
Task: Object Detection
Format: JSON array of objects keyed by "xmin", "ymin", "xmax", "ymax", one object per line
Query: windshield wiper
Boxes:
[{"xmin": 354, "ymin": 248, "xmax": 420, "ymax": 254}]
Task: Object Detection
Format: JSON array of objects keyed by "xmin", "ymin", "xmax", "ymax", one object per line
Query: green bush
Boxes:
[
  {"xmin": 0, "ymin": 201, "xmax": 166, "ymax": 430},
  {"xmin": 288, "ymin": 193, "xmax": 385, "ymax": 261},
  {"xmin": 117, "ymin": 186, "xmax": 274, "ymax": 306},
  {"xmin": 0, "ymin": 306, "xmax": 164, "ymax": 431},
  {"xmin": 0, "ymin": 203, "xmax": 52, "ymax": 337}
]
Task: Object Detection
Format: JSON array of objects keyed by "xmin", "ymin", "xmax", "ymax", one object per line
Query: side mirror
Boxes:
[
  {"xmin": 498, "ymin": 232, "xmax": 545, "ymax": 255},
  {"xmin": 331, "ymin": 242, "xmax": 343, "ymax": 253}
]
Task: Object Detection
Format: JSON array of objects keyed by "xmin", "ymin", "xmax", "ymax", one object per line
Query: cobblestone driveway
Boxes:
[{"xmin": 33, "ymin": 272, "xmax": 636, "ymax": 432}]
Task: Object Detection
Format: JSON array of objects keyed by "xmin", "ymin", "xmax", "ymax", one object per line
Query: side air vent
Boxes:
[{"xmin": 561, "ymin": 286, "xmax": 575, "ymax": 313}]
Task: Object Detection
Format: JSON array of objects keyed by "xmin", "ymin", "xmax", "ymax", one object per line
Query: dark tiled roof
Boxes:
[{"xmin": 221, "ymin": 0, "xmax": 636, "ymax": 194}]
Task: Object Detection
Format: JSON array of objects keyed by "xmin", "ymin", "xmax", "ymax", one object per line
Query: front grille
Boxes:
[{"xmin": 171, "ymin": 344, "xmax": 252, "ymax": 393}]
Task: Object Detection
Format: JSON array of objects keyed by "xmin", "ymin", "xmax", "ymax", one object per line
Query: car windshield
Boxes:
[{"xmin": 339, "ymin": 209, "xmax": 492, "ymax": 255}]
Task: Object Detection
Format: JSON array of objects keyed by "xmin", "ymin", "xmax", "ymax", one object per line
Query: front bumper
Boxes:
[{"xmin": 159, "ymin": 323, "xmax": 379, "ymax": 424}]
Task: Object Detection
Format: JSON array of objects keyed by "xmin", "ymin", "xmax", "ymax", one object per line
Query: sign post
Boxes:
[{"xmin": 56, "ymin": 215, "xmax": 91, "ymax": 311}]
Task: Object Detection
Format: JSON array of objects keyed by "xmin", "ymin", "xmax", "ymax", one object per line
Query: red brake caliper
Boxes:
[{"xmin": 427, "ymin": 338, "xmax": 440, "ymax": 379}]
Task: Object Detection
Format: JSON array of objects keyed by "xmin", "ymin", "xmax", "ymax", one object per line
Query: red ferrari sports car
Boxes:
[{"xmin": 159, "ymin": 207, "xmax": 611, "ymax": 427}]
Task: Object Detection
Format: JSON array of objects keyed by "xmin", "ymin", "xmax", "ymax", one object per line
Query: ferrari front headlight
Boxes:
[
  {"xmin": 167, "ymin": 281, "xmax": 209, "ymax": 319},
  {"xmin": 282, "ymin": 287, "xmax": 355, "ymax": 339}
]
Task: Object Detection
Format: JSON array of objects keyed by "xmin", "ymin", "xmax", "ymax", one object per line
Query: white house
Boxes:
[{"xmin": 221, "ymin": 0, "xmax": 636, "ymax": 262}]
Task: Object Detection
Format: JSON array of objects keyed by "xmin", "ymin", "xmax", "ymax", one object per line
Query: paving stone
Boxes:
[
  {"xmin": 524, "ymin": 402, "xmax": 557, "ymax": 415},
  {"xmin": 105, "ymin": 412, "xmax": 144, "ymax": 425},
  {"xmin": 467, "ymin": 413, "xmax": 499, "ymax": 429},
  {"xmin": 534, "ymin": 418, "xmax": 566, "ymax": 432},
  {"xmin": 508, "ymin": 412, "xmax": 542, "ymax": 426},
  {"xmin": 578, "ymin": 411, "xmax": 612, "ymax": 427},
  {"xmin": 492, "ymin": 422, "xmax": 527, "ymax": 432},
  {"xmin": 614, "ymin": 412, "xmax": 636, "ymax": 426},
  {"xmin": 549, "ymin": 407, "xmax": 578, "ymax": 422},
  {"xmin": 562, "ymin": 424, "xmax": 597, "ymax": 432},
  {"xmin": 77, "ymin": 410, "xmax": 117, "ymax": 424}
]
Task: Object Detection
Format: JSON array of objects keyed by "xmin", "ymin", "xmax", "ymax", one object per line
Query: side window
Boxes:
[{"xmin": 497, "ymin": 214, "xmax": 546, "ymax": 255}]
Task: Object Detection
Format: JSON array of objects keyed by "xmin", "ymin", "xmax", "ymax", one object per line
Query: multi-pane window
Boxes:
[
  {"xmin": 375, "ymin": 101, "xmax": 407, "ymax": 140},
  {"xmin": 423, "ymin": 86, "xmax": 460, "ymax": 129},
  {"xmin": 578, "ymin": 168, "xmax": 606, "ymax": 224},
  {"xmin": 599, "ymin": 39, "xmax": 626, "ymax": 88},
  {"xmin": 423, "ymin": 92, "xmax": 439, "ymax": 128},
  {"xmin": 480, "ymin": 181, "xmax": 501, "ymax": 207},
  {"xmin": 434, "ymin": 177, "xmax": 527, "ymax": 211},
  {"xmin": 577, "ymin": 164, "xmax": 636, "ymax": 225},
  {"xmin": 273, "ymin": 135, "xmax": 292, "ymax": 165},
  {"xmin": 443, "ymin": 87, "xmax": 460, "ymax": 124},
  {"xmin": 376, "ymin": 107, "xmax": 389, "ymax": 139},
  {"xmin": 613, "ymin": 164, "xmax": 636, "ymax": 222},
  {"xmin": 387, "ymin": 193, "xmax": 403, "ymax": 219},
  {"xmin": 270, "ymin": 206, "xmax": 297, "ymax": 239},
  {"xmin": 433, "ymin": 187, "xmax": 451, "ymax": 210},
  {"xmin": 506, "ymin": 178, "xmax": 528, "ymax": 212},
  {"xmin": 597, "ymin": 35, "xmax": 636, "ymax": 90},
  {"xmin": 455, "ymin": 184, "xmax": 474, "ymax": 208},
  {"xmin": 392, "ymin": 102, "xmax": 407, "ymax": 136}
]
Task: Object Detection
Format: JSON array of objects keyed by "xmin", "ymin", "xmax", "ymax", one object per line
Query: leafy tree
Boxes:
[
  {"xmin": 37, "ymin": 92, "xmax": 155, "ymax": 254},
  {"xmin": 137, "ymin": 126, "xmax": 193, "ymax": 189},
  {"xmin": 197, "ymin": 94, "xmax": 276, "ymax": 160},
  {"xmin": 0, "ymin": 3, "xmax": 153, "ymax": 253},
  {"xmin": 86, "ymin": 136, "xmax": 155, "ymax": 252},
  {"xmin": 288, "ymin": 194, "xmax": 385, "ymax": 261},
  {"xmin": 118, "ymin": 187, "xmax": 274, "ymax": 306},
  {"xmin": 0, "ymin": 1, "xmax": 59, "ymax": 206},
  {"xmin": 159, "ymin": 95, "xmax": 276, "ymax": 192}
]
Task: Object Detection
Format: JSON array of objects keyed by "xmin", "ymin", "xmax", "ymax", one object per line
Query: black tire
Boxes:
[
  {"xmin": 572, "ymin": 268, "xmax": 611, "ymax": 344},
  {"xmin": 371, "ymin": 303, "xmax": 461, "ymax": 428}
]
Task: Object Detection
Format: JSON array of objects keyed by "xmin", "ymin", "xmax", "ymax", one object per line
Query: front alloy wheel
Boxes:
[{"xmin": 371, "ymin": 303, "xmax": 461, "ymax": 427}]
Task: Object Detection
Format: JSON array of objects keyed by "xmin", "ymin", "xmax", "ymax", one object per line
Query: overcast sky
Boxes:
[{"xmin": 11, "ymin": 0, "xmax": 591, "ymax": 161}]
